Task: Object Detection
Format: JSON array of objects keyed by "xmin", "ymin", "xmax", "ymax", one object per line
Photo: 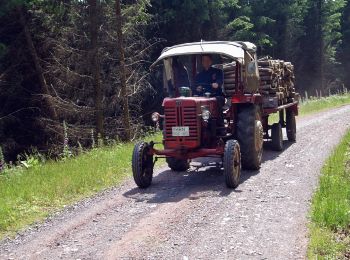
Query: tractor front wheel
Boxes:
[
  {"xmin": 132, "ymin": 142, "xmax": 153, "ymax": 188},
  {"xmin": 223, "ymin": 140, "xmax": 241, "ymax": 188},
  {"xmin": 166, "ymin": 157, "xmax": 190, "ymax": 172}
]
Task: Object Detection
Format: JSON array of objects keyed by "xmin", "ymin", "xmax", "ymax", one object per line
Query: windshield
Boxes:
[{"xmin": 162, "ymin": 54, "xmax": 235, "ymax": 98}]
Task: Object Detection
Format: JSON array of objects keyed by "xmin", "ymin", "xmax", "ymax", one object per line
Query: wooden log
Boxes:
[
  {"xmin": 224, "ymin": 73, "xmax": 236, "ymax": 78},
  {"xmin": 259, "ymin": 72, "xmax": 273, "ymax": 77},
  {"xmin": 258, "ymin": 68, "xmax": 273, "ymax": 73},
  {"xmin": 224, "ymin": 83, "xmax": 237, "ymax": 89},
  {"xmin": 260, "ymin": 75, "xmax": 273, "ymax": 81},
  {"xmin": 224, "ymin": 78, "xmax": 237, "ymax": 84},
  {"xmin": 222, "ymin": 63, "xmax": 236, "ymax": 69},
  {"xmin": 258, "ymin": 61, "xmax": 271, "ymax": 66},
  {"xmin": 225, "ymin": 89, "xmax": 236, "ymax": 96},
  {"xmin": 259, "ymin": 84, "xmax": 273, "ymax": 90}
]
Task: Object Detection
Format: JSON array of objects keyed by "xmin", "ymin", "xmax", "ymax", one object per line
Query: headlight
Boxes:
[
  {"xmin": 151, "ymin": 112, "xmax": 160, "ymax": 122},
  {"xmin": 201, "ymin": 107, "xmax": 211, "ymax": 121}
]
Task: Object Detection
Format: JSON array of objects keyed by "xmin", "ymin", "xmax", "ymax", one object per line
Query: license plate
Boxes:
[{"xmin": 172, "ymin": 126, "xmax": 189, "ymax": 137}]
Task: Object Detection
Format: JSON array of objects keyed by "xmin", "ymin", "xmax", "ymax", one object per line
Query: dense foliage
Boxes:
[{"xmin": 0, "ymin": 0, "xmax": 349, "ymax": 159}]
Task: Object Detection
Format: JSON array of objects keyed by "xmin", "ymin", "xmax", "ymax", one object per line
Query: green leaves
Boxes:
[
  {"xmin": 0, "ymin": 0, "xmax": 28, "ymax": 16},
  {"xmin": 227, "ymin": 16, "xmax": 253, "ymax": 31}
]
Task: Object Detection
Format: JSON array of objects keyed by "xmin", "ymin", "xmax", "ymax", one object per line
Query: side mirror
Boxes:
[{"xmin": 247, "ymin": 61, "xmax": 257, "ymax": 75}]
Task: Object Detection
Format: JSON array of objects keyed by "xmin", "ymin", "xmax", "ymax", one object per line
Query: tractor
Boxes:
[{"xmin": 132, "ymin": 41, "xmax": 298, "ymax": 189}]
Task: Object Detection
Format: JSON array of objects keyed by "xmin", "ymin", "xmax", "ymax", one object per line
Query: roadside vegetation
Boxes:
[
  {"xmin": 0, "ymin": 94, "xmax": 349, "ymax": 240},
  {"xmin": 270, "ymin": 93, "xmax": 350, "ymax": 123},
  {"xmin": 299, "ymin": 93, "xmax": 350, "ymax": 116},
  {"xmin": 0, "ymin": 134, "xmax": 162, "ymax": 239},
  {"xmin": 308, "ymin": 129, "xmax": 350, "ymax": 259}
]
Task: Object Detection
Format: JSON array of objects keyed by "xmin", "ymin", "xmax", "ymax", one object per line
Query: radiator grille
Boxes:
[{"xmin": 164, "ymin": 104, "xmax": 198, "ymax": 142}]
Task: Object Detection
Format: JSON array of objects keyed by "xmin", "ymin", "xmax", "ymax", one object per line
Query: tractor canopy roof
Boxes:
[{"xmin": 150, "ymin": 41, "xmax": 257, "ymax": 69}]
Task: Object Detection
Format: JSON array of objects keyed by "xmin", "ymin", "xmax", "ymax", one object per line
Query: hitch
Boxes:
[
  {"xmin": 153, "ymin": 156, "xmax": 158, "ymax": 167},
  {"xmin": 190, "ymin": 161, "xmax": 223, "ymax": 171}
]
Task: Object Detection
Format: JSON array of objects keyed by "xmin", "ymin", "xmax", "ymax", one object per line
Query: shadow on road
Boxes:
[
  {"xmin": 262, "ymin": 140, "xmax": 294, "ymax": 163},
  {"xmin": 123, "ymin": 140, "xmax": 295, "ymax": 204}
]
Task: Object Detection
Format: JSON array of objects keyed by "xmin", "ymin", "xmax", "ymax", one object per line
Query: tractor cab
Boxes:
[{"xmin": 150, "ymin": 41, "xmax": 260, "ymax": 98}]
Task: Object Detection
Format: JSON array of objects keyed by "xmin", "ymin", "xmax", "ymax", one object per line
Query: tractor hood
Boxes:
[{"xmin": 150, "ymin": 41, "xmax": 256, "ymax": 69}]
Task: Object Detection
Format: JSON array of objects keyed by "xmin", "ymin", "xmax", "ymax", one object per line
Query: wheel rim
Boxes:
[
  {"xmin": 255, "ymin": 120, "xmax": 264, "ymax": 158},
  {"xmin": 292, "ymin": 116, "xmax": 296, "ymax": 135},
  {"xmin": 232, "ymin": 146, "xmax": 241, "ymax": 183},
  {"xmin": 142, "ymin": 150, "xmax": 152, "ymax": 179},
  {"xmin": 287, "ymin": 113, "xmax": 296, "ymax": 140},
  {"xmin": 279, "ymin": 126, "xmax": 283, "ymax": 146}
]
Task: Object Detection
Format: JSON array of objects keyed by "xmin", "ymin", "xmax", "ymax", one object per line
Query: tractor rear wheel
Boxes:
[
  {"xmin": 166, "ymin": 157, "xmax": 190, "ymax": 172},
  {"xmin": 286, "ymin": 110, "xmax": 296, "ymax": 142},
  {"xmin": 271, "ymin": 123, "xmax": 283, "ymax": 151},
  {"xmin": 132, "ymin": 142, "xmax": 153, "ymax": 188},
  {"xmin": 236, "ymin": 104, "xmax": 264, "ymax": 170},
  {"xmin": 223, "ymin": 140, "xmax": 241, "ymax": 188}
]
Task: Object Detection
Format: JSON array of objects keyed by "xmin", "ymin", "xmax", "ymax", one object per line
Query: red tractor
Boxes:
[{"xmin": 132, "ymin": 41, "xmax": 298, "ymax": 189}]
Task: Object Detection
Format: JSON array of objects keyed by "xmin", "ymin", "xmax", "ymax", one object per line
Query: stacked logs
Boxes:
[
  {"xmin": 258, "ymin": 57, "xmax": 296, "ymax": 105},
  {"xmin": 219, "ymin": 59, "xmax": 296, "ymax": 107},
  {"xmin": 222, "ymin": 62, "xmax": 238, "ymax": 96}
]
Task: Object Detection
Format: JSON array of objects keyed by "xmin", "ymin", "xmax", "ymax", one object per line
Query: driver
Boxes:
[
  {"xmin": 194, "ymin": 54, "xmax": 226, "ymax": 135},
  {"xmin": 194, "ymin": 54, "xmax": 223, "ymax": 96}
]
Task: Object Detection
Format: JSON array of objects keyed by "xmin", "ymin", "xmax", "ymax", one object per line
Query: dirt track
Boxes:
[{"xmin": 1, "ymin": 105, "xmax": 350, "ymax": 260}]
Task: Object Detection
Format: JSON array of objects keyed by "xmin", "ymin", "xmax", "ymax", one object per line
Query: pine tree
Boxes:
[{"xmin": 339, "ymin": 0, "xmax": 350, "ymax": 88}]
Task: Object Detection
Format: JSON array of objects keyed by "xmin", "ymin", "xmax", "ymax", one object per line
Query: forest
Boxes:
[{"xmin": 0, "ymin": 0, "xmax": 349, "ymax": 160}]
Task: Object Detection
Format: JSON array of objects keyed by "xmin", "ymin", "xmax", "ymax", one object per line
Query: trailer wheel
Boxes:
[
  {"xmin": 223, "ymin": 140, "xmax": 241, "ymax": 188},
  {"xmin": 286, "ymin": 110, "xmax": 296, "ymax": 142},
  {"xmin": 166, "ymin": 157, "xmax": 190, "ymax": 172},
  {"xmin": 132, "ymin": 142, "xmax": 153, "ymax": 188},
  {"xmin": 271, "ymin": 123, "xmax": 283, "ymax": 151},
  {"xmin": 237, "ymin": 105, "xmax": 264, "ymax": 170}
]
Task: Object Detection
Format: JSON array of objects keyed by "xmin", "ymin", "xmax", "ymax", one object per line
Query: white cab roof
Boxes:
[{"xmin": 150, "ymin": 41, "xmax": 257, "ymax": 68}]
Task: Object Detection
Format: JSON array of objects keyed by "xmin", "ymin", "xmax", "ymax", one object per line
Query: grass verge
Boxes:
[
  {"xmin": 308, "ymin": 130, "xmax": 350, "ymax": 259},
  {"xmin": 269, "ymin": 94, "xmax": 350, "ymax": 123},
  {"xmin": 299, "ymin": 94, "xmax": 350, "ymax": 116},
  {"xmin": 0, "ymin": 134, "xmax": 162, "ymax": 239}
]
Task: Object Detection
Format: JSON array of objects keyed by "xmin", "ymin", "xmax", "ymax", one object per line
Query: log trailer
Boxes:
[{"xmin": 132, "ymin": 41, "xmax": 299, "ymax": 189}]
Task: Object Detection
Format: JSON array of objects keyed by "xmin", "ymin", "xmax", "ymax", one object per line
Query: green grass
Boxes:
[
  {"xmin": 308, "ymin": 130, "xmax": 350, "ymax": 259},
  {"xmin": 299, "ymin": 94, "xmax": 350, "ymax": 116},
  {"xmin": 0, "ymin": 134, "xmax": 162, "ymax": 239},
  {"xmin": 269, "ymin": 94, "xmax": 350, "ymax": 123}
]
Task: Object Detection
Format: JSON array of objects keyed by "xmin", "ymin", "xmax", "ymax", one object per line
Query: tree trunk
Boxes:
[
  {"xmin": 88, "ymin": 0, "xmax": 104, "ymax": 138},
  {"xmin": 17, "ymin": 6, "xmax": 57, "ymax": 120},
  {"xmin": 282, "ymin": 15, "xmax": 290, "ymax": 61},
  {"xmin": 317, "ymin": 0, "xmax": 325, "ymax": 91},
  {"xmin": 115, "ymin": 0, "xmax": 131, "ymax": 141}
]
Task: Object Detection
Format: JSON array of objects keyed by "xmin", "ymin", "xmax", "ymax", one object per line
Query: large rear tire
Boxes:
[
  {"xmin": 236, "ymin": 105, "xmax": 264, "ymax": 170},
  {"xmin": 132, "ymin": 142, "xmax": 153, "ymax": 188},
  {"xmin": 271, "ymin": 123, "xmax": 283, "ymax": 151},
  {"xmin": 223, "ymin": 140, "xmax": 241, "ymax": 188},
  {"xmin": 286, "ymin": 110, "xmax": 296, "ymax": 142},
  {"xmin": 166, "ymin": 157, "xmax": 190, "ymax": 172}
]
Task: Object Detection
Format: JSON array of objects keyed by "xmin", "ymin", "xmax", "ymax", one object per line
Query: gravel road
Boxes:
[{"xmin": 1, "ymin": 105, "xmax": 350, "ymax": 260}]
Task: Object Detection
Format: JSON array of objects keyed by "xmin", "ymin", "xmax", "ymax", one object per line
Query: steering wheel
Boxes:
[{"xmin": 194, "ymin": 83, "xmax": 212, "ymax": 95}]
